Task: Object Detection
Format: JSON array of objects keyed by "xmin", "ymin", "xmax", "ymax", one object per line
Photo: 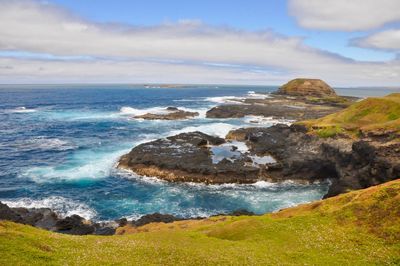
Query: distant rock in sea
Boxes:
[{"xmin": 134, "ymin": 107, "xmax": 199, "ymax": 120}]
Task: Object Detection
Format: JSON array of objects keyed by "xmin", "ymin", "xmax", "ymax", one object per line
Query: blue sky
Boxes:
[
  {"xmin": 0, "ymin": 0, "xmax": 399, "ymax": 85},
  {"xmin": 48, "ymin": 0, "xmax": 394, "ymax": 62}
]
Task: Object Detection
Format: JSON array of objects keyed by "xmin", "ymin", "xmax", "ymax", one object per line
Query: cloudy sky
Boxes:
[{"xmin": 0, "ymin": 0, "xmax": 399, "ymax": 86}]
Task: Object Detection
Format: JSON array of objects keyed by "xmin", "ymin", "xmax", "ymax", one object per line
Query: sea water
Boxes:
[{"xmin": 0, "ymin": 84, "xmax": 396, "ymax": 221}]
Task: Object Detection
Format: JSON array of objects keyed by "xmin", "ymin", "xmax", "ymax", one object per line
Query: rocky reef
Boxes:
[
  {"xmin": 118, "ymin": 123, "xmax": 399, "ymax": 197},
  {"xmin": 134, "ymin": 107, "xmax": 199, "ymax": 120},
  {"xmin": 118, "ymin": 131, "xmax": 276, "ymax": 184},
  {"xmin": 227, "ymin": 124, "xmax": 400, "ymax": 197},
  {"xmin": 206, "ymin": 82, "xmax": 354, "ymax": 120},
  {"xmin": 120, "ymin": 88, "xmax": 400, "ymax": 199},
  {"xmin": 0, "ymin": 201, "xmax": 191, "ymax": 235}
]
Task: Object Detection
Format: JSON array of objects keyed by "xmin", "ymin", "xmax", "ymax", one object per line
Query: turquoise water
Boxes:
[{"xmin": 0, "ymin": 85, "xmax": 396, "ymax": 221}]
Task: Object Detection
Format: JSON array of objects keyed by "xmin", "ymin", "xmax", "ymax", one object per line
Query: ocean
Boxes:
[{"xmin": 0, "ymin": 84, "xmax": 397, "ymax": 221}]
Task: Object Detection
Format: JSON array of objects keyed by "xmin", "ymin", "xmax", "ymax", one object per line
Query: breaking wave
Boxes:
[{"xmin": 1, "ymin": 196, "xmax": 96, "ymax": 220}]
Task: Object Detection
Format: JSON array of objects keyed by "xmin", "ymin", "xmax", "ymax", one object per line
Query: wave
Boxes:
[
  {"xmin": 120, "ymin": 106, "xmax": 208, "ymax": 119},
  {"xmin": 243, "ymin": 115, "xmax": 294, "ymax": 126},
  {"xmin": 0, "ymin": 196, "xmax": 96, "ymax": 220},
  {"xmin": 247, "ymin": 91, "xmax": 271, "ymax": 99},
  {"xmin": 120, "ymin": 106, "xmax": 171, "ymax": 116},
  {"xmin": 20, "ymin": 146, "xmax": 131, "ymax": 183},
  {"xmin": 203, "ymin": 95, "xmax": 246, "ymax": 104},
  {"xmin": 44, "ymin": 110, "xmax": 119, "ymax": 121},
  {"xmin": 11, "ymin": 137, "xmax": 77, "ymax": 152},
  {"xmin": 203, "ymin": 91, "xmax": 271, "ymax": 105},
  {"xmin": 7, "ymin": 107, "xmax": 37, "ymax": 113},
  {"xmin": 168, "ymin": 122, "xmax": 237, "ymax": 138}
]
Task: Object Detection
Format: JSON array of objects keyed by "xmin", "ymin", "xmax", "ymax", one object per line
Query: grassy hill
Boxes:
[
  {"xmin": 298, "ymin": 93, "xmax": 400, "ymax": 138},
  {"xmin": 1, "ymin": 179, "xmax": 399, "ymax": 265}
]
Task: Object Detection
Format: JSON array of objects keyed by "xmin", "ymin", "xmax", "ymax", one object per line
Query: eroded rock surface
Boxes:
[
  {"xmin": 206, "ymin": 93, "xmax": 354, "ymax": 119},
  {"xmin": 226, "ymin": 125, "xmax": 400, "ymax": 197},
  {"xmin": 134, "ymin": 107, "xmax": 199, "ymax": 120},
  {"xmin": 118, "ymin": 131, "xmax": 279, "ymax": 184},
  {"xmin": 119, "ymin": 123, "xmax": 400, "ymax": 198}
]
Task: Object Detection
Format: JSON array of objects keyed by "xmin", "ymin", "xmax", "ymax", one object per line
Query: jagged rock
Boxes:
[
  {"xmin": 0, "ymin": 202, "xmax": 23, "ymax": 223},
  {"xmin": 228, "ymin": 209, "xmax": 255, "ymax": 216},
  {"xmin": 55, "ymin": 214, "xmax": 95, "ymax": 235},
  {"xmin": 205, "ymin": 92, "xmax": 351, "ymax": 119},
  {"xmin": 227, "ymin": 125, "xmax": 400, "ymax": 197},
  {"xmin": 134, "ymin": 107, "xmax": 199, "ymax": 120},
  {"xmin": 133, "ymin": 213, "xmax": 181, "ymax": 227},
  {"xmin": 115, "ymin": 218, "xmax": 128, "ymax": 227},
  {"xmin": 118, "ymin": 131, "xmax": 273, "ymax": 184},
  {"xmin": 94, "ymin": 226, "xmax": 116, "ymax": 236}
]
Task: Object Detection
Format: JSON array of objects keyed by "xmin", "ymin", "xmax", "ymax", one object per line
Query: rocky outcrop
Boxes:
[
  {"xmin": 206, "ymin": 93, "xmax": 351, "ymax": 119},
  {"xmin": 133, "ymin": 213, "xmax": 182, "ymax": 227},
  {"xmin": 134, "ymin": 107, "xmax": 199, "ymax": 120},
  {"xmin": 0, "ymin": 202, "xmax": 116, "ymax": 235},
  {"xmin": 0, "ymin": 203, "xmax": 185, "ymax": 235},
  {"xmin": 118, "ymin": 122, "xmax": 399, "ymax": 197},
  {"xmin": 1, "ymin": 202, "xmax": 258, "ymax": 236},
  {"xmin": 277, "ymin": 78, "xmax": 336, "ymax": 97},
  {"xmin": 118, "ymin": 131, "xmax": 275, "ymax": 184},
  {"xmin": 226, "ymin": 125, "xmax": 400, "ymax": 197}
]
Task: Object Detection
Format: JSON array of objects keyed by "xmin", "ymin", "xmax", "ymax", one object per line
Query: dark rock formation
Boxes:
[
  {"xmin": 206, "ymin": 93, "xmax": 349, "ymax": 119},
  {"xmin": 118, "ymin": 131, "xmax": 277, "ymax": 184},
  {"xmin": 133, "ymin": 213, "xmax": 181, "ymax": 227},
  {"xmin": 227, "ymin": 209, "xmax": 255, "ymax": 216},
  {"xmin": 0, "ymin": 203, "xmax": 116, "ymax": 235},
  {"xmin": 119, "ymin": 121, "xmax": 399, "ymax": 198},
  {"xmin": 226, "ymin": 125, "xmax": 400, "ymax": 197},
  {"xmin": 134, "ymin": 107, "xmax": 199, "ymax": 120},
  {"xmin": 277, "ymin": 78, "xmax": 336, "ymax": 97}
]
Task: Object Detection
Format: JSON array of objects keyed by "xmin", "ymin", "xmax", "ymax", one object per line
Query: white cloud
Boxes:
[
  {"xmin": 354, "ymin": 29, "xmax": 400, "ymax": 51},
  {"xmin": 0, "ymin": 0, "xmax": 399, "ymax": 86},
  {"xmin": 289, "ymin": 0, "xmax": 400, "ymax": 31}
]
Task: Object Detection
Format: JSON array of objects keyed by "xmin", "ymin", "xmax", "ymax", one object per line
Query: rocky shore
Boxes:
[
  {"xmin": 0, "ymin": 201, "xmax": 254, "ymax": 235},
  {"xmin": 118, "ymin": 79, "xmax": 399, "ymax": 198},
  {"xmin": 134, "ymin": 107, "xmax": 199, "ymax": 120},
  {"xmin": 2, "ymin": 78, "xmax": 399, "ymax": 236},
  {"xmin": 118, "ymin": 131, "xmax": 279, "ymax": 184},
  {"xmin": 206, "ymin": 92, "xmax": 355, "ymax": 120}
]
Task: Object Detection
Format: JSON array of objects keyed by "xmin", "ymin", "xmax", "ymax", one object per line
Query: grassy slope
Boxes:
[
  {"xmin": 1, "ymin": 179, "xmax": 400, "ymax": 265},
  {"xmin": 298, "ymin": 93, "xmax": 400, "ymax": 138}
]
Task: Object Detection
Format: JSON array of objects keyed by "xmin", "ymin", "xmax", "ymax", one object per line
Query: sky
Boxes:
[{"xmin": 0, "ymin": 0, "xmax": 399, "ymax": 86}]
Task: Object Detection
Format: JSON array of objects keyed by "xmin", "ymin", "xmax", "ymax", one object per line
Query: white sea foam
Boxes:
[
  {"xmin": 203, "ymin": 91, "xmax": 270, "ymax": 104},
  {"xmin": 8, "ymin": 107, "xmax": 37, "ymax": 113},
  {"xmin": 246, "ymin": 91, "xmax": 271, "ymax": 99},
  {"xmin": 243, "ymin": 115, "xmax": 294, "ymax": 126},
  {"xmin": 120, "ymin": 106, "xmax": 208, "ymax": 119},
  {"xmin": 1, "ymin": 196, "xmax": 96, "ymax": 220},
  {"xmin": 45, "ymin": 110, "xmax": 118, "ymax": 121},
  {"xmin": 21, "ymin": 146, "xmax": 131, "ymax": 183},
  {"xmin": 204, "ymin": 95, "xmax": 246, "ymax": 104},
  {"xmin": 14, "ymin": 137, "xmax": 77, "ymax": 151},
  {"xmin": 169, "ymin": 123, "xmax": 237, "ymax": 138},
  {"xmin": 120, "ymin": 106, "xmax": 171, "ymax": 116}
]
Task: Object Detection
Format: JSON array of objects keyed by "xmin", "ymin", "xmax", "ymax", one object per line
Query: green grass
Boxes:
[
  {"xmin": 1, "ymin": 179, "xmax": 400, "ymax": 265},
  {"xmin": 299, "ymin": 93, "xmax": 400, "ymax": 137}
]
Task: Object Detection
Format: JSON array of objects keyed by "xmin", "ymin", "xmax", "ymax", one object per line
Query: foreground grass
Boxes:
[
  {"xmin": 1, "ymin": 179, "xmax": 400, "ymax": 265},
  {"xmin": 299, "ymin": 93, "xmax": 400, "ymax": 137}
]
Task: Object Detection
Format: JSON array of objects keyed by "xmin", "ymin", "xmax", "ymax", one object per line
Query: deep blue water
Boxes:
[{"xmin": 0, "ymin": 85, "xmax": 397, "ymax": 221}]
